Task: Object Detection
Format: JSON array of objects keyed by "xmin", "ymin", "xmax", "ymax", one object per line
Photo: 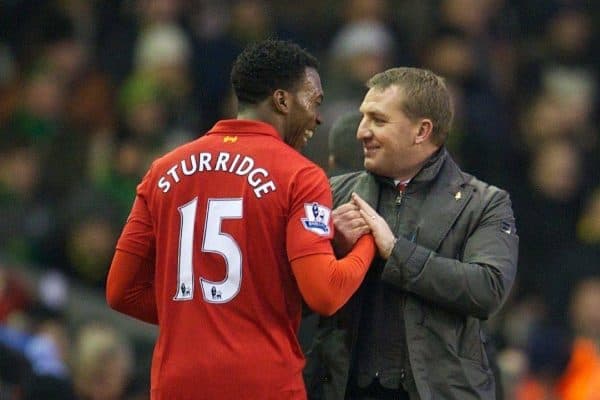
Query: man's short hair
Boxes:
[
  {"xmin": 231, "ymin": 39, "xmax": 319, "ymax": 107},
  {"xmin": 367, "ymin": 67, "xmax": 454, "ymax": 146}
]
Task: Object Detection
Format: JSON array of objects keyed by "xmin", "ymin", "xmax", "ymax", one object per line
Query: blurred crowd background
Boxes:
[{"xmin": 0, "ymin": 0, "xmax": 599, "ymax": 399}]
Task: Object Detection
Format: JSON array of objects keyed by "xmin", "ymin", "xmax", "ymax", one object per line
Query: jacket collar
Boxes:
[
  {"xmin": 371, "ymin": 147, "xmax": 448, "ymax": 191},
  {"xmin": 411, "ymin": 147, "xmax": 447, "ymax": 185}
]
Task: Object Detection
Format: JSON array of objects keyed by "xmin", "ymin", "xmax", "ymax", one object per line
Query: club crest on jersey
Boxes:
[{"xmin": 301, "ymin": 202, "xmax": 331, "ymax": 236}]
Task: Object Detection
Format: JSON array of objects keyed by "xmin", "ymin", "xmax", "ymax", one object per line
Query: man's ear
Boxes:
[
  {"xmin": 414, "ymin": 118, "xmax": 433, "ymax": 144},
  {"xmin": 273, "ymin": 89, "xmax": 290, "ymax": 114}
]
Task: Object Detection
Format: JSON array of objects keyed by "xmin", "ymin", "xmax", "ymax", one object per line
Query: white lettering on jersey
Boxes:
[{"xmin": 157, "ymin": 152, "xmax": 276, "ymax": 198}]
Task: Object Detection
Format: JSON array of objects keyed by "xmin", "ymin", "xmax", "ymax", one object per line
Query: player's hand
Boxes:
[
  {"xmin": 331, "ymin": 201, "xmax": 371, "ymax": 256},
  {"xmin": 352, "ymin": 192, "xmax": 396, "ymax": 259}
]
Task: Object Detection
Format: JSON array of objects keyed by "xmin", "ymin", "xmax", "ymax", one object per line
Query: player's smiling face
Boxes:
[{"xmin": 285, "ymin": 67, "xmax": 323, "ymax": 150}]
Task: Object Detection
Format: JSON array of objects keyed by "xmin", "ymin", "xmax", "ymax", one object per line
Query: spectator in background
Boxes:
[
  {"xmin": 0, "ymin": 340, "xmax": 32, "ymax": 400},
  {"xmin": 556, "ymin": 278, "xmax": 600, "ymax": 400},
  {"xmin": 107, "ymin": 39, "xmax": 376, "ymax": 399},
  {"xmin": 64, "ymin": 209, "xmax": 122, "ymax": 288},
  {"xmin": 0, "ymin": 138, "xmax": 49, "ymax": 265},
  {"xmin": 516, "ymin": 6, "xmax": 597, "ymax": 108},
  {"xmin": 127, "ymin": 21, "xmax": 199, "ymax": 142},
  {"xmin": 327, "ymin": 111, "xmax": 364, "ymax": 177},
  {"xmin": 513, "ymin": 139, "xmax": 585, "ymax": 298},
  {"xmin": 0, "ymin": 268, "xmax": 34, "ymax": 325},
  {"xmin": 96, "ymin": 0, "xmax": 188, "ymax": 86},
  {"xmin": 540, "ymin": 188, "xmax": 600, "ymax": 328},
  {"xmin": 512, "ymin": 278, "xmax": 600, "ymax": 400},
  {"xmin": 510, "ymin": 67, "xmax": 597, "ymax": 303},
  {"xmin": 0, "ymin": 278, "xmax": 76, "ymax": 400},
  {"xmin": 512, "ymin": 325, "xmax": 573, "ymax": 400},
  {"xmin": 305, "ymin": 67, "xmax": 518, "ymax": 400},
  {"xmin": 23, "ymin": 309, "xmax": 75, "ymax": 400},
  {"xmin": 71, "ymin": 321, "xmax": 135, "ymax": 400}
]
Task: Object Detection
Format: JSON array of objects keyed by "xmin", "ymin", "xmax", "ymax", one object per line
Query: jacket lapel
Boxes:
[{"xmin": 414, "ymin": 159, "xmax": 473, "ymax": 252}]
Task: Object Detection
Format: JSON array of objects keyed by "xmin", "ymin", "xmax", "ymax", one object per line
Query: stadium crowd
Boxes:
[{"xmin": 1, "ymin": 0, "xmax": 599, "ymax": 398}]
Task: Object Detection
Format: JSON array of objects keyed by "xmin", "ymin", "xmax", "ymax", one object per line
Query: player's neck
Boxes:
[{"xmin": 237, "ymin": 105, "xmax": 284, "ymax": 139}]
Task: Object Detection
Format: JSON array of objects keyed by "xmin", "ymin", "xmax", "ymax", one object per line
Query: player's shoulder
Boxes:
[{"xmin": 273, "ymin": 143, "xmax": 326, "ymax": 175}]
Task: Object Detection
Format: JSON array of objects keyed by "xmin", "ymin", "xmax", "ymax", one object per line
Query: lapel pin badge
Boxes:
[{"xmin": 455, "ymin": 191, "xmax": 462, "ymax": 200}]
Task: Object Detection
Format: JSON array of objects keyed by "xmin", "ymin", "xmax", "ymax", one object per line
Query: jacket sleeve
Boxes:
[{"xmin": 381, "ymin": 188, "xmax": 519, "ymax": 319}]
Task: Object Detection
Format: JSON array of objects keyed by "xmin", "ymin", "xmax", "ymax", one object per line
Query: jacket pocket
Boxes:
[
  {"xmin": 421, "ymin": 306, "xmax": 489, "ymax": 367},
  {"xmin": 456, "ymin": 320, "xmax": 488, "ymax": 367}
]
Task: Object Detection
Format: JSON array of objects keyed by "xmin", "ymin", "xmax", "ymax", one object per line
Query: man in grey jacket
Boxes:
[{"xmin": 304, "ymin": 67, "xmax": 518, "ymax": 399}]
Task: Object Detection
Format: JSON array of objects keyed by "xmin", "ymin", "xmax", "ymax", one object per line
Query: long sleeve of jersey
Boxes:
[
  {"xmin": 291, "ymin": 234, "xmax": 375, "ymax": 316},
  {"xmin": 106, "ymin": 250, "xmax": 158, "ymax": 324}
]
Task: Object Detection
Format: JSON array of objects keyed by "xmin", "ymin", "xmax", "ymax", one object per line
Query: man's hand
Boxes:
[
  {"xmin": 352, "ymin": 193, "xmax": 396, "ymax": 259},
  {"xmin": 331, "ymin": 201, "xmax": 371, "ymax": 256}
]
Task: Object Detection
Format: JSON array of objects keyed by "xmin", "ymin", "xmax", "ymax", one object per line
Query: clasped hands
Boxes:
[{"xmin": 332, "ymin": 192, "xmax": 396, "ymax": 259}]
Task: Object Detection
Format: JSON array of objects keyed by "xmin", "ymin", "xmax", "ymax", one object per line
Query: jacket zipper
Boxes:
[{"xmin": 395, "ymin": 190, "xmax": 404, "ymax": 205}]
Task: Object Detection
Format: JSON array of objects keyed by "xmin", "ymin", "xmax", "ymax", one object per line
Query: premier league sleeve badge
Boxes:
[{"xmin": 301, "ymin": 202, "xmax": 331, "ymax": 236}]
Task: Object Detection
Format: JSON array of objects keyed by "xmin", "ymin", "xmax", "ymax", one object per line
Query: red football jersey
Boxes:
[{"xmin": 116, "ymin": 120, "xmax": 335, "ymax": 399}]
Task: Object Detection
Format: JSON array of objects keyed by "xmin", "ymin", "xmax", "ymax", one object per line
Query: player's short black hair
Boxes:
[{"xmin": 230, "ymin": 39, "xmax": 319, "ymax": 106}]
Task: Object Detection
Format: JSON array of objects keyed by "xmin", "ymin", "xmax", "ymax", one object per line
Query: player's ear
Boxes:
[
  {"xmin": 414, "ymin": 118, "xmax": 433, "ymax": 144},
  {"xmin": 273, "ymin": 89, "xmax": 290, "ymax": 114}
]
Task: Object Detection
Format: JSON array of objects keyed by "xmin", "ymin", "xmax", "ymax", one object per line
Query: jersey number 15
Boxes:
[{"xmin": 173, "ymin": 197, "xmax": 243, "ymax": 304}]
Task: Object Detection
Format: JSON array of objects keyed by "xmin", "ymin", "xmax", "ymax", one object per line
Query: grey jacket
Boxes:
[{"xmin": 304, "ymin": 148, "xmax": 518, "ymax": 400}]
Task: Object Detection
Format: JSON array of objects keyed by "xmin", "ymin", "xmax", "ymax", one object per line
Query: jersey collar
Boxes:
[{"xmin": 207, "ymin": 119, "xmax": 282, "ymax": 141}]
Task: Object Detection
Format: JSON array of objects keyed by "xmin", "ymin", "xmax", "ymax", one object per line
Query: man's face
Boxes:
[
  {"xmin": 285, "ymin": 67, "xmax": 323, "ymax": 150},
  {"xmin": 357, "ymin": 85, "xmax": 422, "ymax": 179}
]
